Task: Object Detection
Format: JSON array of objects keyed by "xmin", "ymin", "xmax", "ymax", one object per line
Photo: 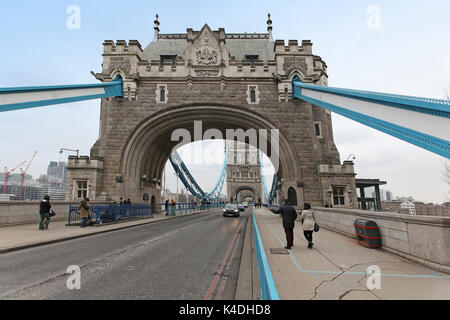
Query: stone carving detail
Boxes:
[
  {"xmin": 220, "ymin": 81, "xmax": 226, "ymax": 91},
  {"xmin": 195, "ymin": 37, "xmax": 218, "ymax": 65},
  {"xmin": 108, "ymin": 57, "xmax": 131, "ymax": 74},
  {"xmin": 196, "ymin": 71, "xmax": 219, "ymax": 77},
  {"xmin": 285, "ymin": 62, "xmax": 308, "ymax": 76}
]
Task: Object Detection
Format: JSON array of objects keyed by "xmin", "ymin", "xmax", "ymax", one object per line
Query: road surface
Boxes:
[{"xmin": 0, "ymin": 209, "xmax": 249, "ymax": 300}]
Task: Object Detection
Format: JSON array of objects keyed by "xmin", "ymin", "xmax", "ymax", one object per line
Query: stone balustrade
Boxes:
[{"xmin": 312, "ymin": 208, "xmax": 450, "ymax": 273}]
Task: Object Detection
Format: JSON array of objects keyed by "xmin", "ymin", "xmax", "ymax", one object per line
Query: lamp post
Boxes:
[{"xmin": 59, "ymin": 148, "xmax": 79, "ymax": 158}]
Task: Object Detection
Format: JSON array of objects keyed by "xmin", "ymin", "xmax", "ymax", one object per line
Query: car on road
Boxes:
[
  {"xmin": 242, "ymin": 202, "xmax": 249, "ymax": 208},
  {"xmin": 223, "ymin": 204, "xmax": 240, "ymax": 217},
  {"xmin": 238, "ymin": 204, "xmax": 245, "ymax": 211}
]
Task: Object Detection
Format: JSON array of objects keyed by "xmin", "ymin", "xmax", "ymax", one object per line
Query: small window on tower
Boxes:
[
  {"xmin": 250, "ymin": 87, "xmax": 256, "ymax": 103},
  {"xmin": 160, "ymin": 87, "xmax": 166, "ymax": 102},
  {"xmin": 314, "ymin": 122, "xmax": 323, "ymax": 139},
  {"xmin": 156, "ymin": 84, "xmax": 168, "ymax": 103},
  {"xmin": 247, "ymin": 85, "xmax": 260, "ymax": 105}
]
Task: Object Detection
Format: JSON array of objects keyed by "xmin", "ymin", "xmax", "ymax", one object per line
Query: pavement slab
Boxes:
[{"xmin": 254, "ymin": 208, "xmax": 450, "ymax": 300}]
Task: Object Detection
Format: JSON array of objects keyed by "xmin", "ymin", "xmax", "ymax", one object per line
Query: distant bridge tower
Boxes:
[{"xmin": 226, "ymin": 140, "xmax": 262, "ymax": 203}]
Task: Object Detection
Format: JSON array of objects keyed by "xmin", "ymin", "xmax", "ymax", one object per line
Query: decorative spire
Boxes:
[
  {"xmin": 267, "ymin": 13, "xmax": 273, "ymax": 41},
  {"xmin": 153, "ymin": 14, "xmax": 160, "ymax": 42}
]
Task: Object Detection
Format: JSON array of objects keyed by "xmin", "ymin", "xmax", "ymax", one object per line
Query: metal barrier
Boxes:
[
  {"xmin": 252, "ymin": 210, "xmax": 280, "ymax": 300},
  {"xmin": 161, "ymin": 202, "xmax": 226, "ymax": 216},
  {"xmin": 68, "ymin": 204, "xmax": 154, "ymax": 225}
]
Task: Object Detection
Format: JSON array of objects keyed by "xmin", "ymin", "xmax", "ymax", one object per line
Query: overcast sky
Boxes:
[{"xmin": 0, "ymin": 0, "xmax": 449, "ymax": 203}]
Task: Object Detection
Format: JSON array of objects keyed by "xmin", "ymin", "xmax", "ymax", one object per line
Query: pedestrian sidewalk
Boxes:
[
  {"xmin": 0, "ymin": 210, "xmax": 211, "ymax": 253},
  {"xmin": 253, "ymin": 208, "xmax": 450, "ymax": 300}
]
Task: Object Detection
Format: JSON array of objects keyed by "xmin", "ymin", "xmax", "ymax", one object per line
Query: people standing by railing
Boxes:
[
  {"xmin": 170, "ymin": 199, "xmax": 176, "ymax": 216},
  {"xmin": 79, "ymin": 197, "xmax": 91, "ymax": 228}
]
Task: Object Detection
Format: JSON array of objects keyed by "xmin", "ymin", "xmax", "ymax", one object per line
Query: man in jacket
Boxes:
[
  {"xmin": 39, "ymin": 195, "xmax": 51, "ymax": 230},
  {"xmin": 271, "ymin": 200, "xmax": 298, "ymax": 250},
  {"xmin": 79, "ymin": 197, "xmax": 91, "ymax": 228}
]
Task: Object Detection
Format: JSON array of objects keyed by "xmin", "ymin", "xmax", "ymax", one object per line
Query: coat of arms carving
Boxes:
[{"xmin": 195, "ymin": 38, "xmax": 218, "ymax": 65}]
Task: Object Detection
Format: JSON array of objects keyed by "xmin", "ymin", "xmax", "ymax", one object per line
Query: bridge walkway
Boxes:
[{"xmin": 253, "ymin": 207, "xmax": 450, "ymax": 300}]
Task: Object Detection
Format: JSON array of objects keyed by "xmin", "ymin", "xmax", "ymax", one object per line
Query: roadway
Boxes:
[{"xmin": 0, "ymin": 209, "xmax": 249, "ymax": 300}]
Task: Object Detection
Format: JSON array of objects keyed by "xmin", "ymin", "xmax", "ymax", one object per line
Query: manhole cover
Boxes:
[{"xmin": 270, "ymin": 248, "xmax": 289, "ymax": 255}]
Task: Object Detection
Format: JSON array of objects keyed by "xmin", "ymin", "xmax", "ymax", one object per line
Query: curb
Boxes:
[
  {"xmin": 235, "ymin": 211, "xmax": 261, "ymax": 300},
  {"xmin": 0, "ymin": 209, "xmax": 218, "ymax": 254},
  {"xmin": 235, "ymin": 213, "xmax": 252, "ymax": 300}
]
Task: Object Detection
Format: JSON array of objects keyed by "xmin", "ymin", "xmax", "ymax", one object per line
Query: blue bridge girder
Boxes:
[
  {"xmin": 292, "ymin": 79, "xmax": 450, "ymax": 159},
  {"xmin": 0, "ymin": 79, "xmax": 123, "ymax": 113},
  {"xmin": 169, "ymin": 148, "xmax": 228, "ymax": 201}
]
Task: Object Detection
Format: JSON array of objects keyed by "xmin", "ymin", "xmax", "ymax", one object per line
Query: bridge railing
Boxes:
[
  {"xmin": 68, "ymin": 204, "xmax": 154, "ymax": 225},
  {"xmin": 252, "ymin": 210, "xmax": 280, "ymax": 300},
  {"xmin": 161, "ymin": 202, "xmax": 227, "ymax": 216}
]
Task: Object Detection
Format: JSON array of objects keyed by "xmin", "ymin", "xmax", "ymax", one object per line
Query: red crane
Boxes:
[
  {"xmin": 3, "ymin": 161, "xmax": 26, "ymax": 194},
  {"xmin": 19, "ymin": 151, "xmax": 37, "ymax": 200}
]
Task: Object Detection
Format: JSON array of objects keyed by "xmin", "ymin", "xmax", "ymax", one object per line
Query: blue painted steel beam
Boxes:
[
  {"xmin": 259, "ymin": 151, "xmax": 278, "ymax": 203},
  {"xmin": 292, "ymin": 80, "xmax": 450, "ymax": 159},
  {"xmin": 0, "ymin": 79, "xmax": 123, "ymax": 112},
  {"xmin": 169, "ymin": 148, "xmax": 228, "ymax": 201}
]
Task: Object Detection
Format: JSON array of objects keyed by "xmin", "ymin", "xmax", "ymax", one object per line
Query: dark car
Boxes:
[
  {"xmin": 223, "ymin": 204, "xmax": 240, "ymax": 217},
  {"xmin": 238, "ymin": 204, "xmax": 245, "ymax": 211}
]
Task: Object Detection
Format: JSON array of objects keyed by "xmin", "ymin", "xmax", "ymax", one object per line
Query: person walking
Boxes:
[
  {"xmin": 299, "ymin": 203, "xmax": 316, "ymax": 249},
  {"xmin": 165, "ymin": 199, "xmax": 170, "ymax": 216},
  {"xmin": 79, "ymin": 197, "xmax": 91, "ymax": 228},
  {"xmin": 271, "ymin": 200, "xmax": 298, "ymax": 250},
  {"xmin": 39, "ymin": 195, "xmax": 52, "ymax": 230}
]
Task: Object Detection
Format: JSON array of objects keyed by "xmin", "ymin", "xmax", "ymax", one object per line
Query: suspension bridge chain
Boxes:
[
  {"xmin": 169, "ymin": 147, "xmax": 228, "ymax": 201},
  {"xmin": 292, "ymin": 78, "xmax": 450, "ymax": 159}
]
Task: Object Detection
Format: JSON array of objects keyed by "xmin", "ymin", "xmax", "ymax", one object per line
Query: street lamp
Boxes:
[{"xmin": 59, "ymin": 148, "xmax": 79, "ymax": 158}]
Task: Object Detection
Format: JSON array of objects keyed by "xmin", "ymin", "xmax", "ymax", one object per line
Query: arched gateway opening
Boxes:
[{"xmin": 118, "ymin": 103, "xmax": 301, "ymax": 207}]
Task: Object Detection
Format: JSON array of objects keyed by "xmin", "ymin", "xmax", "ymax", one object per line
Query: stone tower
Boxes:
[
  {"xmin": 65, "ymin": 16, "xmax": 358, "ymax": 209},
  {"xmin": 226, "ymin": 140, "xmax": 262, "ymax": 203}
]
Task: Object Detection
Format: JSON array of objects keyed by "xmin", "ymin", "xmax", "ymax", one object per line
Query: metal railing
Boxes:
[
  {"xmin": 161, "ymin": 202, "xmax": 226, "ymax": 216},
  {"xmin": 68, "ymin": 204, "xmax": 154, "ymax": 225},
  {"xmin": 252, "ymin": 210, "xmax": 280, "ymax": 300}
]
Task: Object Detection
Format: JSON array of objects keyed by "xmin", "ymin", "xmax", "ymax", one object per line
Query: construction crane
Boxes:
[
  {"xmin": 19, "ymin": 151, "xmax": 37, "ymax": 200},
  {"xmin": 3, "ymin": 161, "xmax": 26, "ymax": 194}
]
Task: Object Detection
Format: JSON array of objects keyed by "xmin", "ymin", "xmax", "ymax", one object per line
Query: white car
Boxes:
[{"xmin": 242, "ymin": 202, "xmax": 249, "ymax": 208}]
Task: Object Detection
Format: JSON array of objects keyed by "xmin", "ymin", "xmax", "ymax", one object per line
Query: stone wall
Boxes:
[
  {"xmin": 313, "ymin": 208, "xmax": 450, "ymax": 273},
  {"xmin": 0, "ymin": 201, "xmax": 106, "ymax": 227}
]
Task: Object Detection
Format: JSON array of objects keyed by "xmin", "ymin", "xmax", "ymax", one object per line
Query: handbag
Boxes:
[
  {"xmin": 49, "ymin": 210, "xmax": 56, "ymax": 217},
  {"xmin": 312, "ymin": 211, "xmax": 320, "ymax": 232}
]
